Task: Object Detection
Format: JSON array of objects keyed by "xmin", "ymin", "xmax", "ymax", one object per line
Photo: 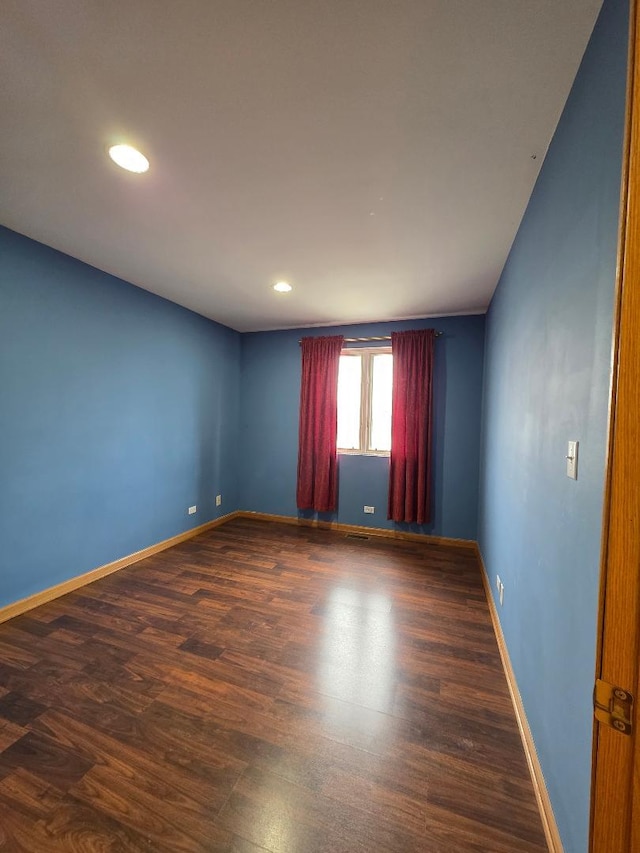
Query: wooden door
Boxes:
[{"xmin": 590, "ymin": 1, "xmax": 640, "ymax": 850}]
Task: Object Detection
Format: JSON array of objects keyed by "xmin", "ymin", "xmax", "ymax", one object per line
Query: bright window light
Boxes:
[
  {"xmin": 337, "ymin": 348, "xmax": 393, "ymax": 454},
  {"xmin": 369, "ymin": 353, "xmax": 393, "ymax": 451},
  {"xmin": 108, "ymin": 144, "xmax": 150, "ymax": 173},
  {"xmin": 337, "ymin": 355, "xmax": 362, "ymax": 450}
]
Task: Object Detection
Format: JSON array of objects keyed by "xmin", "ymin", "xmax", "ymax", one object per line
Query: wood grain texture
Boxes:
[
  {"xmin": 241, "ymin": 510, "xmax": 477, "ymax": 549},
  {"xmin": 0, "ymin": 511, "xmax": 473, "ymax": 635},
  {"xmin": 590, "ymin": 1, "xmax": 640, "ymax": 851},
  {"xmin": 0, "ymin": 512, "xmax": 241, "ymax": 626},
  {"xmin": 0, "ymin": 517, "xmax": 546, "ymax": 851},
  {"xmin": 476, "ymin": 547, "xmax": 562, "ymax": 852}
]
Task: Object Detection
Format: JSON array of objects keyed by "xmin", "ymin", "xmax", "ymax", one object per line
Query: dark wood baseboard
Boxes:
[{"xmin": 475, "ymin": 544, "xmax": 562, "ymax": 853}]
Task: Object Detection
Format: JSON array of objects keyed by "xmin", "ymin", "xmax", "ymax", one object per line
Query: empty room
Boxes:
[{"xmin": 1, "ymin": 0, "xmax": 638, "ymax": 851}]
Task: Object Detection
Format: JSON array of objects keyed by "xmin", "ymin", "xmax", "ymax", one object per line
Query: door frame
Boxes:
[{"xmin": 590, "ymin": 0, "xmax": 640, "ymax": 849}]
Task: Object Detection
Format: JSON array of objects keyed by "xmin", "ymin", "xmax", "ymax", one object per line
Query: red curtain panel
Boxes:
[
  {"xmin": 388, "ymin": 329, "xmax": 435, "ymax": 524},
  {"xmin": 296, "ymin": 335, "xmax": 344, "ymax": 512}
]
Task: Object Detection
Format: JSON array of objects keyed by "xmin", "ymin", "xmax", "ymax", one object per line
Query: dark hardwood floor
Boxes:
[{"xmin": 0, "ymin": 518, "xmax": 547, "ymax": 852}]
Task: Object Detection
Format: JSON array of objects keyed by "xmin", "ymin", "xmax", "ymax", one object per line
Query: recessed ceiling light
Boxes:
[
  {"xmin": 273, "ymin": 281, "xmax": 292, "ymax": 293},
  {"xmin": 108, "ymin": 144, "xmax": 149, "ymax": 173}
]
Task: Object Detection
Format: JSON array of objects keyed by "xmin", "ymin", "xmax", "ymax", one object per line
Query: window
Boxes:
[{"xmin": 337, "ymin": 347, "xmax": 393, "ymax": 454}]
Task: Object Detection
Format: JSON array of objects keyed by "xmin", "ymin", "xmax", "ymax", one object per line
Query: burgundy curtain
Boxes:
[
  {"xmin": 296, "ymin": 335, "xmax": 344, "ymax": 512},
  {"xmin": 388, "ymin": 329, "xmax": 435, "ymax": 524}
]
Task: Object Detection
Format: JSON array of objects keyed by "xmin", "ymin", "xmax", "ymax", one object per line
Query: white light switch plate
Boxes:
[{"xmin": 566, "ymin": 441, "xmax": 579, "ymax": 480}]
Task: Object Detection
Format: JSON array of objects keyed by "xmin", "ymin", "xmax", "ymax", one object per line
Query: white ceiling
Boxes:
[{"xmin": 0, "ymin": 0, "xmax": 603, "ymax": 332}]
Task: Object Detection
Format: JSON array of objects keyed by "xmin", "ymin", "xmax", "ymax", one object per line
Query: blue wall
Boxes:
[
  {"xmin": 478, "ymin": 1, "xmax": 628, "ymax": 850},
  {"xmin": 240, "ymin": 315, "xmax": 485, "ymax": 540},
  {"xmin": 0, "ymin": 2, "xmax": 628, "ymax": 838},
  {"xmin": 0, "ymin": 226, "xmax": 241, "ymax": 609},
  {"xmin": 0, "ymin": 227, "xmax": 483, "ymax": 612}
]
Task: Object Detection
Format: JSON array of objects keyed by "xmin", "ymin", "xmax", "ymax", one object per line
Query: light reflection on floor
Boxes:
[{"xmin": 316, "ymin": 585, "xmax": 396, "ymax": 727}]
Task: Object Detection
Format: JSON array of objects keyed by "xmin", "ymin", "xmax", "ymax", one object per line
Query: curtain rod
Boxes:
[{"xmin": 298, "ymin": 333, "xmax": 442, "ymax": 344}]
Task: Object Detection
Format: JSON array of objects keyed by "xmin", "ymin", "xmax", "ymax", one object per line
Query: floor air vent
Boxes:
[{"xmin": 345, "ymin": 533, "xmax": 370, "ymax": 540}]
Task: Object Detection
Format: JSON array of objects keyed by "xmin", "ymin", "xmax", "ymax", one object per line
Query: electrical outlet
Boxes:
[
  {"xmin": 215, "ymin": 494, "xmax": 222, "ymax": 507},
  {"xmin": 188, "ymin": 505, "xmax": 197, "ymax": 515},
  {"xmin": 363, "ymin": 506, "xmax": 375, "ymax": 514}
]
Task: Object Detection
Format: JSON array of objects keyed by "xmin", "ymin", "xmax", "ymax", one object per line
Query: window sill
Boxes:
[{"xmin": 338, "ymin": 450, "xmax": 390, "ymax": 458}]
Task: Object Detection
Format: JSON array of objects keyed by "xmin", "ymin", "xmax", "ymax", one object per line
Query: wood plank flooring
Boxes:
[{"xmin": 0, "ymin": 518, "xmax": 547, "ymax": 852}]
